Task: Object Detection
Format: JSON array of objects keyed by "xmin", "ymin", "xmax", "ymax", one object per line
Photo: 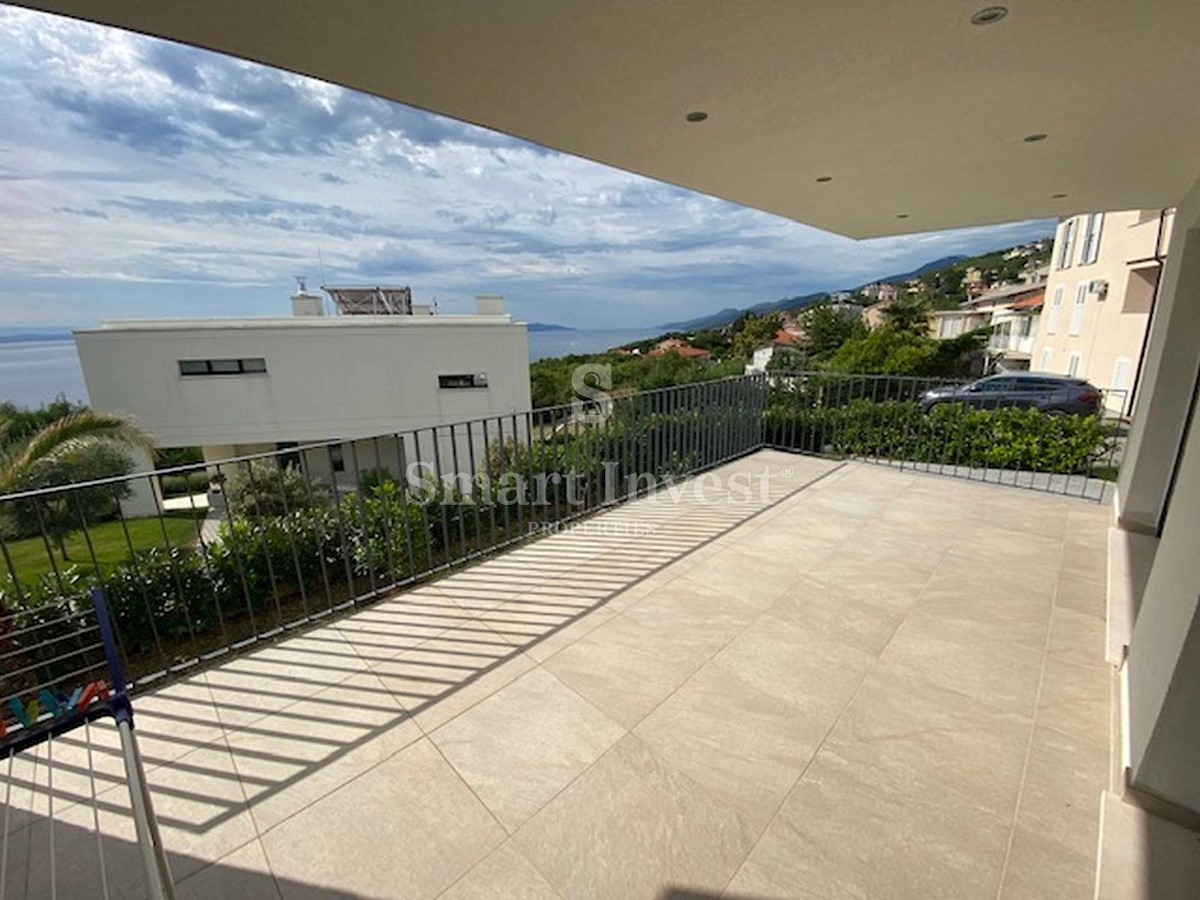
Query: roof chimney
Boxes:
[
  {"xmin": 475, "ymin": 294, "xmax": 504, "ymax": 315},
  {"xmin": 291, "ymin": 277, "xmax": 325, "ymax": 317}
]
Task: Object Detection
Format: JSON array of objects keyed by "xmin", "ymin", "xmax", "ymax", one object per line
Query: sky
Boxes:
[{"xmin": 0, "ymin": 6, "xmax": 1055, "ymax": 330}]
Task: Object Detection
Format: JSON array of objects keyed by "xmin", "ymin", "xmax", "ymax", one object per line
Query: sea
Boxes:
[{"xmin": 0, "ymin": 326, "xmax": 662, "ymax": 407}]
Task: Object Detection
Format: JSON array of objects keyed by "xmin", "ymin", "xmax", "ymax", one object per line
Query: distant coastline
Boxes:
[{"xmin": 525, "ymin": 322, "xmax": 574, "ymax": 332}]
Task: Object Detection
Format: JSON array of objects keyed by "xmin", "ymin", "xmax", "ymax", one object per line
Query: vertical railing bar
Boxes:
[
  {"xmin": 296, "ymin": 449, "xmax": 336, "ymax": 614},
  {"xmin": 431, "ymin": 427, "xmax": 454, "ymax": 568},
  {"xmin": 240, "ymin": 459, "xmax": 287, "ymax": 631},
  {"xmin": 344, "ymin": 440, "xmax": 380, "ymax": 601}
]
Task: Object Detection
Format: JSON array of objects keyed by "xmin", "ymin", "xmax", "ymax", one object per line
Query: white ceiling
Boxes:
[{"xmin": 14, "ymin": 0, "xmax": 1200, "ymax": 237}]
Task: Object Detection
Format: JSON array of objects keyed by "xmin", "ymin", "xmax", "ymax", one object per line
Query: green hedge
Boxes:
[{"xmin": 763, "ymin": 400, "xmax": 1114, "ymax": 474}]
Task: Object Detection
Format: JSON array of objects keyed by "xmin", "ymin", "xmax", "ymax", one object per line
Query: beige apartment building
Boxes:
[{"xmin": 1032, "ymin": 208, "xmax": 1174, "ymax": 412}]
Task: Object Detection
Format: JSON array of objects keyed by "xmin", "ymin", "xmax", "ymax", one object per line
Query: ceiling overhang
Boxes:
[{"xmin": 12, "ymin": 0, "xmax": 1200, "ymax": 238}]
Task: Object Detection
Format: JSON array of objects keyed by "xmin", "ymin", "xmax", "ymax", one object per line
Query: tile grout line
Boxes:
[
  {"xmin": 717, "ymin": 475, "xmax": 931, "ymax": 895},
  {"xmin": 450, "ymin": 467, "xmax": 846, "ymax": 890},
  {"xmin": 991, "ymin": 525, "xmax": 1069, "ymax": 900}
]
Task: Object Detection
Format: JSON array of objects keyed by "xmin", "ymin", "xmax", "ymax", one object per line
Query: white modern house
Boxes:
[{"xmin": 75, "ymin": 286, "xmax": 531, "ymax": 496}]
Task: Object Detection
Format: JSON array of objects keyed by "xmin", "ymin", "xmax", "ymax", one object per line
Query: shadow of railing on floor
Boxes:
[{"xmin": 2, "ymin": 459, "xmax": 839, "ymax": 864}]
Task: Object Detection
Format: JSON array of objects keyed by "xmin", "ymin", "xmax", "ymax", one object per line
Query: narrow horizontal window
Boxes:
[
  {"xmin": 439, "ymin": 373, "xmax": 488, "ymax": 389},
  {"xmin": 179, "ymin": 357, "xmax": 268, "ymax": 376}
]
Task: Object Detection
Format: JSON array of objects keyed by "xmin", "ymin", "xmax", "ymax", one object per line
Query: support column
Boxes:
[
  {"xmin": 1123, "ymin": 175, "xmax": 1200, "ymax": 814},
  {"xmin": 1117, "ymin": 178, "xmax": 1200, "ymax": 533}
]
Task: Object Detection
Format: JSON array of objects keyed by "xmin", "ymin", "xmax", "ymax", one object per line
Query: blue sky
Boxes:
[{"xmin": 0, "ymin": 7, "xmax": 1054, "ymax": 329}]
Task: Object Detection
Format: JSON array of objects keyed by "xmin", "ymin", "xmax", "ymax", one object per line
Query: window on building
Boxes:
[
  {"xmin": 179, "ymin": 357, "xmax": 267, "ymax": 376},
  {"xmin": 1039, "ymin": 347, "xmax": 1054, "ymax": 371},
  {"xmin": 1056, "ymin": 218, "xmax": 1077, "ymax": 269},
  {"xmin": 1067, "ymin": 352, "xmax": 1082, "ymax": 377},
  {"xmin": 1068, "ymin": 283, "xmax": 1088, "ymax": 336},
  {"xmin": 328, "ymin": 443, "xmax": 345, "ymax": 473},
  {"xmin": 276, "ymin": 441, "xmax": 301, "ymax": 469},
  {"xmin": 438, "ymin": 373, "xmax": 489, "ymax": 389},
  {"xmin": 1078, "ymin": 213, "xmax": 1104, "ymax": 264},
  {"xmin": 1045, "ymin": 286, "xmax": 1064, "ymax": 334},
  {"xmin": 1112, "ymin": 357, "xmax": 1133, "ymax": 391}
]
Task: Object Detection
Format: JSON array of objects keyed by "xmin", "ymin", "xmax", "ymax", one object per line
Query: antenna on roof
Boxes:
[{"xmin": 316, "ymin": 248, "xmax": 329, "ymax": 315}]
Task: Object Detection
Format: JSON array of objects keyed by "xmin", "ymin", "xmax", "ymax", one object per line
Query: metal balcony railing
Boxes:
[{"xmin": 1, "ymin": 371, "xmax": 1125, "ymax": 741}]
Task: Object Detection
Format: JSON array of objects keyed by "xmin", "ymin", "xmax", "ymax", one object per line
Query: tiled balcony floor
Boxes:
[{"xmin": 1, "ymin": 451, "xmax": 1114, "ymax": 899}]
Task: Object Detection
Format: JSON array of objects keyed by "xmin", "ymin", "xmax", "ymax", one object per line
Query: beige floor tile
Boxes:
[
  {"xmin": 822, "ymin": 661, "xmax": 1032, "ymax": 821},
  {"xmin": 998, "ymin": 826, "xmax": 1095, "ymax": 900},
  {"xmin": 675, "ymin": 543, "xmax": 799, "ymax": 609},
  {"xmin": 1036, "ymin": 657, "xmax": 1110, "ymax": 748},
  {"xmin": 728, "ymin": 747, "xmax": 1010, "ymax": 900},
  {"xmin": 205, "ymin": 630, "xmax": 368, "ymax": 729},
  {"xmin": 335, "ymin": 587, "xmax": 477, "ymax": 662},
  {"xmin": 1047, "ymin": 605, "xmax": 1106, "ymax": 669},
  {"xmin": 438, "ymin": 841, "xmax": 562, "ymax": 900},
  {"xmin": 915, "ymin": 578, "xmax": 1055, "ymax": 651},
  {"xmin": 176, "ymin": 838, "xmax": 284, "ymax": 900},
  {"xmin": 372, "ymin": 624, "xmax": 523, "ymax": 715},
  {"xmin": 409, "ymin": 652, "xmax": 537, "ymax": 734},
  {"xmin": 544, "ymin": 584, "xmax": 755, "ymax": 729},
  {"xmin": 1015, "ymin": 724, "xmax": 1108, "ymax": 861},
  {"xmin": 431, "ymin": 668, "xmax": 624, "ymax": 832},
  {"xmin": 262, "ymin": 738, "xmax": 505, "ymax": 900},
  {"xmin": 225, "ymin": 671, "xmax": 421, "ymax": 832},
  {"xmin": 632, "ymin": 658, "xmax": 815, "ymax": 838},
  {"xmin": 521, "ymin": 605, "xmax": 618, "ymax": 663},
  {"xmin": 880, "ymin": 609, "xmax": 1044, "ymax": 716},
  {"xmin": 1054, "ymin": 574, "xmax": 1107, "ymax": 619},
  {"xmin": 710, "ymin": 613, "xmax": 875, "ymax": 718},
  {"xmin": 514, "ymin": 736, "xmax": 752, "ymax": 900},
  {"xmin": 768, "ymin": 577, "xmax": 911, "ymax": 656}
]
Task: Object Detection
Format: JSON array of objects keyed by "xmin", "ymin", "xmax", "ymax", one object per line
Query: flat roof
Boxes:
[{"xmin": 74, "ymin": 315, "xmax": 521, "ymax": 334}]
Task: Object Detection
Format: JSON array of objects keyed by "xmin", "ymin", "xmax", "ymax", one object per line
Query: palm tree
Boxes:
[{"xmin": 0, "ymin": 411, "xmax": 155, "ymax": 496}]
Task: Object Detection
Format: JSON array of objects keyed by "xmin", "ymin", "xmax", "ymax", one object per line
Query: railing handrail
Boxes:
[{"xmin": 0, "ymin": 373, "xmax": 766, "ymax": 505}]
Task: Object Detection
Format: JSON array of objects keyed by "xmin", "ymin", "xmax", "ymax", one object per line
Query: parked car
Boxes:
[{"xmin": 918, "ymin": 373, "xmax": 1102, "ymax": 416}]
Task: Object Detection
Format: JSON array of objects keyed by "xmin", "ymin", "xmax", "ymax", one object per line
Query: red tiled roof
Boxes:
[{"xmin": 1009, "ymin": 291, "xmax": 1045, "ymax": 311}]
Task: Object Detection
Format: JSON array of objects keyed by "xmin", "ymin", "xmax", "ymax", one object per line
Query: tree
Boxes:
[
  {"xmin": 731, "ymin": 313, "xmax": 783, "ymax": 358},
  {"xmin": 6, "ymin": 444, "xmax": 134, "ymax": 558},
  {"xmin": 880, "ymin": 298, "xmax": 933, "ymax": 336},
  {"xmin": 799, "ymin": 305, "xmax": 866, "ymax": 359},
  {"xmin": 0, "ymin": 410, "xmax": 154, "ymax": 496},
  {"xmin": 0, "ymin": 410, "xmax": 154, "ymax": 557},
  {"xmin": 224, "ymin": 459, "xmax": 328, "ymax": 518}
]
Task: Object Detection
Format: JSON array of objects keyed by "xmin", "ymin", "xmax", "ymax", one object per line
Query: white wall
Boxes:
[
  {"xmin": 75, "ymin": 316, "xmax": 532, "ymax": 450},
  {"xmin": 1119, "ymin": 176, "xmax": 1200, "ymax": 814}
]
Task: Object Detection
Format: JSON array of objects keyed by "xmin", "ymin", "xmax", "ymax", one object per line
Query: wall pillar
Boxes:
[
  {"xmin": 1122, "ymin": 175, "xmax": 1200, "ymax": 814},
  {"xmin": 1117, "ymin": 179, "xmax": 1200, "ymax": 533}
]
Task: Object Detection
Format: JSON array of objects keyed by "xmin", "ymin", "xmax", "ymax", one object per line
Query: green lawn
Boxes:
[{"xmin": 0, "ymin": 511, "xmax": 206, "ymax": 584}]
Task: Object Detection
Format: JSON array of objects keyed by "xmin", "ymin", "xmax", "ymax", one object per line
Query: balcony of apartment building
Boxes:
[{"xmin": 6, "ymin": 2, "xmax": 1200, "ymax": 898}]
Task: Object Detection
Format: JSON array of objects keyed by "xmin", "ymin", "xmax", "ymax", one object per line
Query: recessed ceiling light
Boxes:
[
  {"xmin": 816, "ymin": 176, "xmax": 833, "ymax": 183},
  {"xmin": 1051, "ymin": 193, "xmax": 1068, "ymax": 199},
  {"xmin": 1023, "ymin": 133, "xmax": 1048, "ymax": 142},
  {"xmin": 685, "ymin": 111, "xmax": 708, "ymax": 123},
  {"xmin": 971, "ymin": 6, "xmax": 1008, "ymax": 25},
  {"xmin": 896, "ymin": 213, "xmax": 910, "ymax": 219}
]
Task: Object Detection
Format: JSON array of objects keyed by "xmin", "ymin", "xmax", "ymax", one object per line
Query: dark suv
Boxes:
[{"xmin": 919, "ymin": 373, "xmax": 1102, "ymax": 416}]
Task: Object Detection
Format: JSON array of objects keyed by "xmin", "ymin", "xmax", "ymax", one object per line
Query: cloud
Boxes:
[{"xmin": 0, "ymin": 6, "xmax": 1054, "ymax": 333}]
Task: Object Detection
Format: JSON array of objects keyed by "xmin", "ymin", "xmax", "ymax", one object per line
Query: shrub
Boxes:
[
  {"xmin": 763, "ymin": 400, "xmax": 1114, "ymax": 474},
  {"xmin": 224, "ymin": 459, "xmax": 327, "ymax": 518}
]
